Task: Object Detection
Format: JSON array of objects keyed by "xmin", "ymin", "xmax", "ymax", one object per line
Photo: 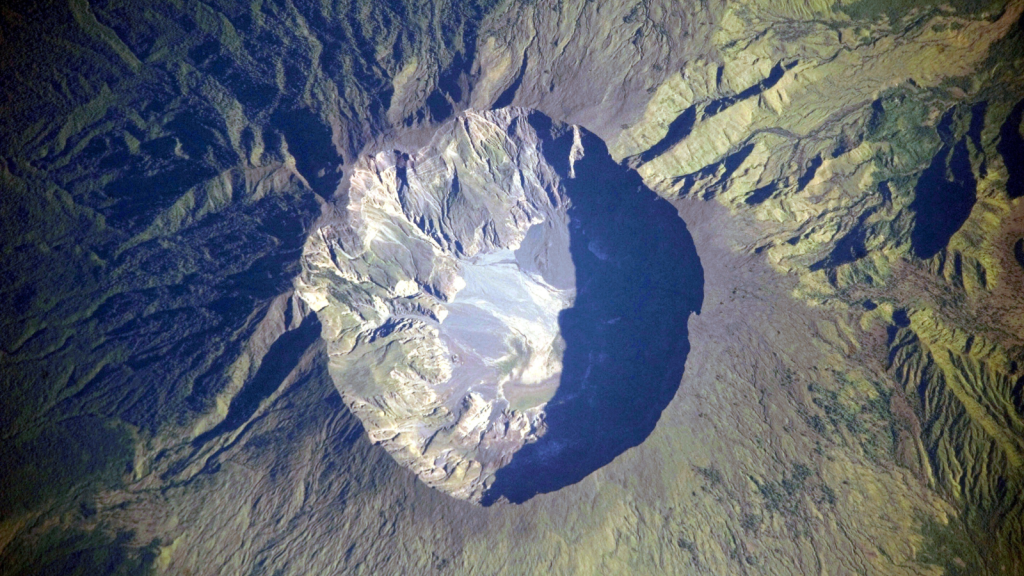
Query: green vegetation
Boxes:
[
  {"xmin": 758, "ymin": 466, "xmax": 809, "ymax": 517},
  {"xmin": 696, "ymin": 465, "xmax": 724, "ymax": 487},
  {"xmin": 839, "ymin": 0, "xmax": 1007, "ymax": 25},
  {"xmin": 0, "ymin": 528, "xmax": 158, "ymax": 576},
  {"xmin": 0, "ymin": 417, "xmax": 134, "ymax": 519},
  {"xmin": 740, "ymin": 512, "xmax": 762, "ymax": 532},
  {"xmin": 808, "ymin": 376, "xmax": 896, "ymax": 463},
  {"xmin": 916, "ymin": 517, "xmax": 986, "ymax": 576},
  {"xmin": 865, "ymin": 89, "xmax": 943, "ymax": 172},
  {"xmin": 756, "ymin": 462, "xmax": 836, "ymax": 520}
]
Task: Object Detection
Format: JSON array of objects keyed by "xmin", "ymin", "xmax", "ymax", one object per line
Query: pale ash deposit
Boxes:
[{"xmin": 296, "ymin": 108, "xmax": 587, "ymax": 501}]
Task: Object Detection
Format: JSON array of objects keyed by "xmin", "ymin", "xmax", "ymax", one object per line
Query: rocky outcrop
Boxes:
[
  {"xmin": 297, "ymin": 108, "xmax": 579, "ymax": 501},
  {"xmin": 296, "ymin": 106, "xmax": 702, "ymax": 503}
]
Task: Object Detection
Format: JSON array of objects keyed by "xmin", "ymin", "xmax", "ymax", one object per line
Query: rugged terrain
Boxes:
[
  {"xmin": 297, "ymin": 107, "xmax": 702, "ymax": 502},
  {"xmin": 1, "ymin": 0, "xmax": 1023, "ymax": 574}
]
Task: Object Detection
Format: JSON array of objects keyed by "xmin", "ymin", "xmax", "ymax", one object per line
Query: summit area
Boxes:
[{"xmin": 297, "ymin": 108, "xmax": 702, "ymax": 502}]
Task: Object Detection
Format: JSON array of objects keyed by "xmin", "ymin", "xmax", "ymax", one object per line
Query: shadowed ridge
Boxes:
[
  {"xmin": 483, "ymin": 117, "xmax": 704, "ymax": 504},
  {"xmin": 998, "ymin": 99, "xmax": 1024, "ymax": 199}
]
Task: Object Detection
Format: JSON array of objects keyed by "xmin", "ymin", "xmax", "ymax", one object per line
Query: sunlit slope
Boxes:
[
  {"xmin": 0, "ymin": 0, "xmax": 1021, "ymax": 574},
  {"xmin": 614, "ymin": 0, "xmax": 1024, "ymax": 571}
]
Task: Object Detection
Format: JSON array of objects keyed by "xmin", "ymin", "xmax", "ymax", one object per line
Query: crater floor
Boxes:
[{"xmin": 297, "ymin": 108, "xmax": 703, "ymax": 502}]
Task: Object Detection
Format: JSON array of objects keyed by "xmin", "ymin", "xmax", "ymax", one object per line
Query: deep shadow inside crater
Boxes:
[{"xmin": 482, "ymin": 115, "xmax": 704, "ymax": 505}]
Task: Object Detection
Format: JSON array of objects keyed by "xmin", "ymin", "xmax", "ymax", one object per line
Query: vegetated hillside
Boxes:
[{"xmin": 0, "ymin": 0, "xmax": 1021, "ymax": 573}]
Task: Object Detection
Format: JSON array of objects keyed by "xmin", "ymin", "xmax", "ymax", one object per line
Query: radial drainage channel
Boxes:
[{"xmin": 296, "ymin": 107, "xmax": 704, "ymax": 504}]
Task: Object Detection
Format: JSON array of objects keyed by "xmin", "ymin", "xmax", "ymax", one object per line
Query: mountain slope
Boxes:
[{"xmin": 1, "ymin": 0, "xmax": 1022, "ymax": 573}]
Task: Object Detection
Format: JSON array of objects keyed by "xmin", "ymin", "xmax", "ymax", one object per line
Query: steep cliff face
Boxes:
[
  {"xmin": 2, "ymin": 0, "xmax": 1024, "ymax": 574},
  {"xmin": 298, "ymin": 109, "xmax": 571, "ymax": 500},
  {"xmin": 296, "ymin": 108, "xmax": 702, "ymax": 502}
]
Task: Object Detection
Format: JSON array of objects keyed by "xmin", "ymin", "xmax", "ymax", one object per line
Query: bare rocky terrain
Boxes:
[
  {"xmin": 297, "ymin": 108, "xmax": 702, "ymax": 503},
  {"xmin": 1, "ymin": 0, "xmax": 1023, "ymax": 574}
]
